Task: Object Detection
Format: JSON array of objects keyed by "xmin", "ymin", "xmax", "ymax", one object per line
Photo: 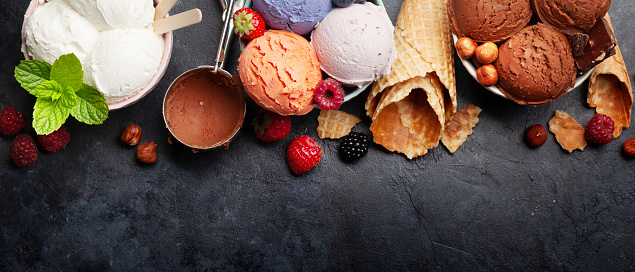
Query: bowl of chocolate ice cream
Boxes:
[{"xmin": 449, "ymin": 0, "xmax": 615, "ymax": 105}]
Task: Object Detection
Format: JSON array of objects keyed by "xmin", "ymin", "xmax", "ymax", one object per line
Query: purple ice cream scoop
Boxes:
[{"xmin": 252, "ymin": 0, "xmax": 332, "ymax": 35}]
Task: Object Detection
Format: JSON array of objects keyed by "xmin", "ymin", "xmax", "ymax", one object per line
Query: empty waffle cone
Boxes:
[
  {"xmin": 370, "ymin": 76, "xmax": 445, "ymax": 159},
  {"xmin": 588, "ymin": 14, "xmax": 633, "ymax": 138}
]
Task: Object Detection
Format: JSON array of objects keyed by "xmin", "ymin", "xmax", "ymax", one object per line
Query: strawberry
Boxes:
[
  {"xmin": 252, "ymin": 109, "xmax": 291, "ymax": 142},
  {"xmin": 233, "ymin": 8, "xmax": 265, "ymax": 40},
  {"xmin": 287, "ymin": 135, "xmax": 322, "ymax": 175}
]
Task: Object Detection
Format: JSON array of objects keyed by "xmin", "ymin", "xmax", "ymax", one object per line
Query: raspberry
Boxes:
[
  {"xmin": 37, "ymin": 125, "xmax": 70, "ymax": 152},
  {"xmin": 9, "ymin": 134, "xmax": 38, "ymax": 167},
  {"xmin": 0, "ymin": 105, "xmax": 26, "ymax": 136},
  {"xmin": 584, "ymin": 113, "xmax": 614, "ymax": 145},
  {"xmin": 338, "ymin": 132, "xmax": 369, "ymax": 162},
  {"xmin": 314, "ymin": 78, "xmax": 345, "ymax": 110}
]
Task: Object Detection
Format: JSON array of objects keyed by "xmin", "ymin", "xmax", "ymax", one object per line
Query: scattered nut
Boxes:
[
  {"xmin": 622, "ymin": 138, "xmax": 635, "ymax": 158},
  {"xmin": 475, "ymin": 42, "xmax": 498, "ymax": 64},
  {"xmin": 455, "ymin": 37, "xmax": 477, "ymax": 59},
  {"xmin": 121, "ymin": 123, "xmax": 142, "ymax": 146},
  {"xmin": 525, "ymin": 124, "xmax": 548, "ymax": 148},
  {"xmin": 476, "ymin": 64, "xmax": 498, "ymax": 86},
  {"xmin": 136, "ymin": 141, "xmax": 157, "ymax": 164}
]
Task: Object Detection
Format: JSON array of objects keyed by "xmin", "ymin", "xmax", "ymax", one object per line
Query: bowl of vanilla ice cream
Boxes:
[{"xmin": 21, "ymin": 0, "xmax": 173, "ymax": 110}]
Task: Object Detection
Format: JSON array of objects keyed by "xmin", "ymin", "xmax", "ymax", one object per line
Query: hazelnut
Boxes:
[
  {"xmin": 525, "ymin": 124, "xmax": 548, "ymax": 148},
  {"xmin": 622, "ymin": 138, "xmax": 635, "ymax": 158},
  {"xmin": 476, "ymin": 64, "xmax": 498, "ymax": 86},
  {"xmin": 455, "ymin": 37, "xmax": 477, "ymax": 59},
  {"xmin": 475, "ymin": 42, "xmax": 498, "ymax": 64},
  {"xmin": 121, "ymin": 123, "xmax": 142, "ymax": 146},
  {"xmin": 136, "ymin": 141, "xmax": 157, "ymax": 164}
]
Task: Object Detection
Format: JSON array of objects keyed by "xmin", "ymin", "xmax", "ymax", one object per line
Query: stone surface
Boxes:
[{"xmin": 1, "ymin": 0, "xmax": 634, "ymax": 270}]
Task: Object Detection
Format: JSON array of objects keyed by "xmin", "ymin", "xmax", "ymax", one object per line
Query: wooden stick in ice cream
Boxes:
[
  {"xmin": 153, "ymin": 8, "xmax": 202, "ymax": 35},
  {"xmin": 154, "ymin": 0, "xmax": 179, "ymax": 21}
]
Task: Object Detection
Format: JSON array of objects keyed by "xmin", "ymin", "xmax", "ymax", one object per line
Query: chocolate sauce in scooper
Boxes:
[
  {"xmin": 164, "ymin": 68, "xmax": 245, "ymax": 149},
  {"xmin": 163, "ymin": 0, "xmax": 246, "ymax": 150}
]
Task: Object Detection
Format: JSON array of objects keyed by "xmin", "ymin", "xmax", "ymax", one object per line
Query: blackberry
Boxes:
[{"xmin": 338, "ymin": 132, "xmax": 369, "ymax": 162}]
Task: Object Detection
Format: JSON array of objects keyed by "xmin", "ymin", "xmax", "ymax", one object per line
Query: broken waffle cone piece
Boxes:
[
  {"xmin": 588, "ymin": 14, "xmax": 633, "ymax": 139},
  {"xmin": 441, "ymin": 105, "xmax": 482, "ymax": 153},
  {"xmin": 548, "ymin": 110, "xmax": 587, "ymax": 152},
  {"xmin": 316, "ymin": 109, "xmax": 362, "ymax": 139}
]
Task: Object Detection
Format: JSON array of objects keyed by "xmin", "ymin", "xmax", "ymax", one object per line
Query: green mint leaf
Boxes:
[
  {"xmin": 50, "ymin": 53, "xmax": 83, "ymax": 90},
  {"xmin": 33, "ymin": 97, "xmax": 70, "ymax": 135},
  {"xmin": 60, "ymin": 86, "xmax": 79, "ymax": 109},
  {"xmin": 14, "ymin": 59, "xmax": 51, "ymax": 92},
  {"xmin": 32, "ymin": 80, "xmax": 63, "ymax": 99},
  {"xmin": 71, "ymin": 83, "xmax": 109, "ymax": 125}
]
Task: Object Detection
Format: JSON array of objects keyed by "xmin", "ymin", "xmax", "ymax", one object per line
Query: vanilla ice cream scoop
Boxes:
[
  {"xmin": 61, "ymin": 0, "xmax": 155, "ymax": 30},
  {"xmin": 22, "ymin": 0, "xmax": 165, "ymax": 103},
  {"xmin": 86, "ymin": 28, "xmax": 164, "ymax": 101},
  {"xmin": 23, "ymin": 0, "xmax": 99, "ymax": 67},
  {"xmin": 310, "ymin": 3, "xmax": 397, "ymax": 87}
]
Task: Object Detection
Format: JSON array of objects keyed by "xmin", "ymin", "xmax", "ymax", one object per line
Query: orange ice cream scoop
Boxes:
[{"xmin": 238, "ymin": 30, "xmax": 321, "ymax": 116}]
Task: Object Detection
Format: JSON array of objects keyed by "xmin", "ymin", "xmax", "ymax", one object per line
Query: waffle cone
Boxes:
[
  {"xmin": 366, "ymin": 0, "xmax": 456, "ymax": 121},
  {"xmin": 588, "ymin": 14, "xmax": 633, "ymax": 138},
  {"xmin": 366, "ymin": 0, "xmax": 456, "ymax": 158},
  {"xmin": 370, "ymin": 76, "xmax": 446, "ymax": 159}
]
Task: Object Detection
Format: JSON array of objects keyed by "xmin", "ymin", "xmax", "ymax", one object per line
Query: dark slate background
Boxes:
[{"xmin": 1, "ymin": 0, "xmax": 634, "ymax": 271}]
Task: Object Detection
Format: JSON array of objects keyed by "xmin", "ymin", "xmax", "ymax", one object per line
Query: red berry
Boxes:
[
  {"xmin": 233, "ymin": 8, "xmax": 266, "ymax": 40},
  {"xmin": 585, "ymin": 113, "xmax": 615, "ymax": 145},
  {"xmin": 9, "ymin": 134, "xmax": 38, "ymax": 167},
  {"xmin": 37, "ymin": 125, "xmax": 70, "ymax": 152},
  {"xmin": 252, "ymin": 109, "xmax": 291, "ymax": 142},
  {"xmin": 314, "ymin": 78, "xmax": 345, "ymax": 110},
  {"xmin": 287, "ymin": 135, "xmax": 322, "ymax": 175},
  {"xmin": 0, "ymin": 105, "xmax": 25, "ymax": 136}
]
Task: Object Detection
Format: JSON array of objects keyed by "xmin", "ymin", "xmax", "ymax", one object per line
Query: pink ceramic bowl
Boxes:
[{"xmin": 21, "ymin": 0, "xmax": 173, "ymax": 111}]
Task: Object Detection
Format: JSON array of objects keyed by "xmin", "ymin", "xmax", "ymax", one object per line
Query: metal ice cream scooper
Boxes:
[{"xmin": 162, "ymin": 0, "xmax": 247, "ymax": 151}]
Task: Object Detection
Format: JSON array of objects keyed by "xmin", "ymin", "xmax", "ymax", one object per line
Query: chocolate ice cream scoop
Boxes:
[
  {"xmin": 495, "ymin": 24, "xmax": 576, "ymax": 105},
  {"xmin": 447, "ymin": 0, "xmax": 532, "ymax": 43},
  {"xmin": 532, "ymin": 0, "xmax": 611, "ymax": 35}
]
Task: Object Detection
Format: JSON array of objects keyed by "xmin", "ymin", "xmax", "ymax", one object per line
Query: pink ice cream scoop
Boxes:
[{"xmin": 310, "ymin": 3, "xmax": 396, "ymax": 87}]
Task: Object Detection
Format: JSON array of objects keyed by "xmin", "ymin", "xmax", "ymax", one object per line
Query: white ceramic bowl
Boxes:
[
  {"xmin": 242, "ymin": 0, "xmax": 385, "ymax": 103},
  {"xmin": 452, "ymin": 34, "xmax": 593, "ymax": 100},
  {"xmin": 21, "ymin": 0, "xmax": 173, "ymax": 111}
]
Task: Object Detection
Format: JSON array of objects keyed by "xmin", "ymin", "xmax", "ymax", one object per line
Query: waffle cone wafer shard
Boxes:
[
  {"xmin": 366, "ymin": 0, "xmax": 456, "ymax": 120},
  {"xmin": 317, "ymin": 109, "xmax": 362, "ymax": 139},
  {"xmin": 441, "ymin": 105, "xmax": 482, "ymax": 153},
  {"xmin": 549, "ymin": 110, "xmax": 587, "ymax": 152},
  {"xmin": 588, "ymin": 14, "xmax": 633, "ymax": 138}
]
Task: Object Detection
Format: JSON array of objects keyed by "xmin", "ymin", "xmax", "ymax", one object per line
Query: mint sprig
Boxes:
[{"xmin": 14, "ymin": 53, "xmax": 108, "ymax": 135}]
